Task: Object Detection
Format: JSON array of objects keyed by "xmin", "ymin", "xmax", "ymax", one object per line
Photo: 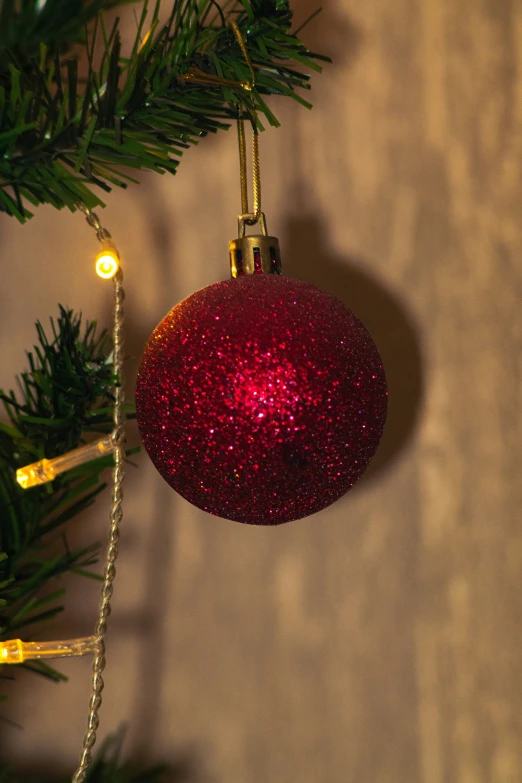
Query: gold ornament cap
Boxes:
[{"xmin": 229, "ymin": 213, "xmax": 282, "ymax": 278}]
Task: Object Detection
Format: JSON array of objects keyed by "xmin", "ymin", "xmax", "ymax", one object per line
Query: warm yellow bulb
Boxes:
[
  {"xmin": 0, "ymin": 636, "xmax": 97, "ymax": 664},
  {"xmin": 95, "ymin": 251, "xmax": 119, "ymax": 279},
  {"xmin": 16, "ymin": 460, "xmax": 55, "ymax": 488},
  {"xmin": 17, "ymin": 436, "xmax": 114, "ymax": 489}
]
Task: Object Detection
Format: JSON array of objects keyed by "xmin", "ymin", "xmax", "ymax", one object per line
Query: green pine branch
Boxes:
[
  {"xmin": 0, "ymin": 307, "xmax": 135, "ymax": 688},
  {"xmin": 0, "ymin": 0, "xmax": 133, "ymax": 59},
  {"xmin": 0, "ymin": 0, "xmax": 328, "ymax": 222}
]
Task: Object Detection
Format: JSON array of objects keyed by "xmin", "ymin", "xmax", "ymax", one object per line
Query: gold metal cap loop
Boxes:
[{"xmin": 238, "ymin": 211, "xmax": 268, "ymax": 238}]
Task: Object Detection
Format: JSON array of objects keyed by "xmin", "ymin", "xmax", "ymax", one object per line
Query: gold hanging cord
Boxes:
[
  {"xmin": 230, "ymin": 21, "xmax": 267, "ymax": 236},
  {"xmin": 180, "ymin": 22, "xmax": 265, "ymax": 236}
]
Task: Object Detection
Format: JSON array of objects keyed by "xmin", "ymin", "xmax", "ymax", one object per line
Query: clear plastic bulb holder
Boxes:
[
  {"xmin": 1, "ymin": 636, "xmax": 98, "ymax": 663},
  {"xmin": 17, "ymin": 436, "xmax": 114, "ymax": 489}
]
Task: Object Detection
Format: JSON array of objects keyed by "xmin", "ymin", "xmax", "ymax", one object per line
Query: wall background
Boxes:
[{"xmin": 1, "ymin": 1, "xmax": 521, "ymax": 781}]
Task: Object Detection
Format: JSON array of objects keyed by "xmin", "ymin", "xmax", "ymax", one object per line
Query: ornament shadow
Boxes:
[{"xmin": 283, "ymin": 213, "xmax": 424, "ymax": 484}]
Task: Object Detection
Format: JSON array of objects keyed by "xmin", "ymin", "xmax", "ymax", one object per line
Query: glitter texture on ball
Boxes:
[{"xmin": 136, "ymin": 274, "xmax": 387, "ymax": 525}]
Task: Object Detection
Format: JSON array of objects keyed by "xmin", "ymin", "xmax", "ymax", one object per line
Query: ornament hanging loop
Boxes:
[
  {"xmin": 230, "ymin": 21, "xmax": 264, "ymax": 230},
  {"xmin": 231, "ymin": 111, "xmax": 282, "ymax": 277},
  {"xmin": 225, "ymin": 22, "xmax": 281, "ymax": 277},
  {"xmin": 236, "ymin": 113, "xmax": 263, "ymax": 227},
  {"xmin": 238, "ymin": 211, "xmax": 267, "ymax": 238},
  {"xmin": 181, "ymin": 22, "xmax": 264, "ymax": 233}
]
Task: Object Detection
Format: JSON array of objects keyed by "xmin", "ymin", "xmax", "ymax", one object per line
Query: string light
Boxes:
[
  {"xmin": 17, "ymin": 436, "xmax": 114, "ymax": 489},
  {"xmin": 1, "ymin": 636, "xmax": 97, "ymax": 664},
  {"xmin": 16, "ymin": 212, "xmax": 121, "ymax": 490},
  {"xmin": 77, "ymin": 204, "xmax": 121, "ymax": 279},
  {"xmin": 73, "ymin": 205, "xmax": 126, "ymax": 783},
  {"xmin": 7, "ymin": 202, "xmax": 127, "ymax": 778}
]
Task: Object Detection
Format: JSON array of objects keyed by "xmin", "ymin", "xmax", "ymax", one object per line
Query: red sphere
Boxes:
[{"xmin": 136, "ymin": 274, "xmax": 387, "ymax": 525}]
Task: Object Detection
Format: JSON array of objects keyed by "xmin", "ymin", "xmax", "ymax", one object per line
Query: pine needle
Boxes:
[{"xmin": 0, "ymin": 0, "xmax": 327, "ymax": 221}]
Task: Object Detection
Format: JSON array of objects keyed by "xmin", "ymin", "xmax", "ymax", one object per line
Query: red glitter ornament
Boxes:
[{"xmin": 136, "ymin": 273, "xmax": 387, "ymax": 525}]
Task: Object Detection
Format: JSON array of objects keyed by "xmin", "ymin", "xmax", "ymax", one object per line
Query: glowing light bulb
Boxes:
[
  {"xmin": 17, "ymin": 436, "xmax": 114, "ymax": 489},
  {"xmin": 16, "ymin": 460, "xmax": 54, "ymax": 488},
  {"xmin": 95, "ymin": 250, "xmax": 119, "ymax": 279},
  {"xmin": 0, "ymin": 636, "xmax": 97, "ymax": 664}
]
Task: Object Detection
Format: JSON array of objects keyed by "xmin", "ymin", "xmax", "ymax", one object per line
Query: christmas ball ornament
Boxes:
[{"xmin": 136, "ymin": 232, "xmax": 387, "ymax": 525}]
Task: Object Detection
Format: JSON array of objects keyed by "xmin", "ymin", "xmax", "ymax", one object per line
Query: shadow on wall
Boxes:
[
  {"xmin": 283, "ymin": 212, "xmax": 424, "ymax": 482},
  {"xmin": 2, "ymin": 751, "xmax": 200, "ymax": 783},
  {"xmin": 293, "ymin": 0, "xmax": 362, "ymax": 66},
  {"xmin": 284, "ymin": 4, "xmax": 423, "ymax": 479}
]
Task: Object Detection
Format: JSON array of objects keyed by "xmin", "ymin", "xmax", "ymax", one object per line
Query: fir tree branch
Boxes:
[
  {"xmin": 0, "ymin": 0, "xmax": 134, "ymax": 60},
  {"xmin": 0, "ymin": 308, "xmax": 135, "ymax": 688},
  {"xmin": 0, "ymin": 0, "xmax": 327, "ymax": 222}
]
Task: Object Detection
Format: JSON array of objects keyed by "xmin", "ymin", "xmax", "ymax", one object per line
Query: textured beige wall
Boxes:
[{"xmin": 1, "ymin": 0, "xmax": 522, "ymax": 781}]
